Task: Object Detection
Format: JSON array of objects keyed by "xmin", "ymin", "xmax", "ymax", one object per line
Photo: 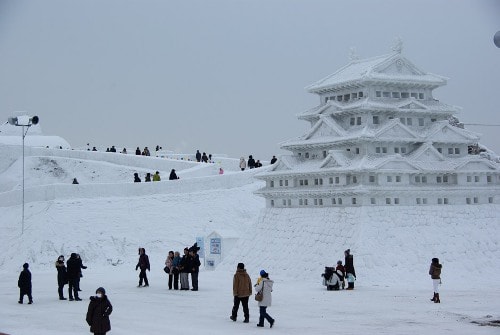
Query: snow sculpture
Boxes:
[{"xmin": 256, "ymin": 49, "xmax": 500, "ymax": 208}]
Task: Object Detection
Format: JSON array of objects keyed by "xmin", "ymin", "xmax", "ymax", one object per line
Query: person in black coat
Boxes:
[
  {"xmin": 67, "ymin": 253, "xmax": 82, "ymax": 301},
  {"xmin": 169, "ymin": 169, "xmax": 179, "ymax": 180},
  {"xmin": 18, "ymin": 263, "xmax": 33, "ymax": 304},
  {"xmin": 189, "ymin": 243, "xmax": 201, "ymax": 291},
  {"xmin": 134, "ymin": 173, "xmax": 141, "ymax": 183},
  {"xmin": 195, "ymin": 150, "xmax": 201, "ymax": 162},
  {"xmin": 344, "ymin": 249, "xmax": 356, "ymax": 290},
  {"xmin": 179, "ymin": 247, "xmax": 192, "ymax": 290},
  {"xmin": 55, "ymin": 255, "xmax": 68, "ymax": 300},
  {"xmin": 86, "ymin": 287, "xmax": 113, "ymax": 335},
  {"xmin": 270, "ymin": 155, "xmax": 277, "ymax": 164},
  {"xmin": 76, "ymin": 254, "xmax": 87, "ymax": 292},
  {"xmin": 136, "ymin": 248, "xmax": 150, "ymax": 287},
  {"xmin": 247, "ymin": 155, "xmax": 255, "ymax": 169}
]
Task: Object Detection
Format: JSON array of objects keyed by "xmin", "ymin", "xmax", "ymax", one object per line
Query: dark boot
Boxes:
[
  {"xmin": 230, "ymin": 315, "xmax": 236, "ymax": 322},
  {"xmin": 430, "ymin": 292, "xmax": 436, "ymax": 302},
  {"xmin": 434, "ymin": 293, "xmax": 440, "ymax": 303},
  {"xmin": 243, "ymin": 317, "xmax": 249, "ymax": 323}
]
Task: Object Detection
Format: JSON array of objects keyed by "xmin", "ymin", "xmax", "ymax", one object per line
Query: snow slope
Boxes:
[{"xmin": 0, "ymin": 146, "xmax": 499, "ymax": 334}]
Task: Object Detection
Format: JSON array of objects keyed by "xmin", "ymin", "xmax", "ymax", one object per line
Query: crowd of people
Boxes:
[{"xmin": 321, "ymin": 249, "xmax": 357, "ymax": 291}]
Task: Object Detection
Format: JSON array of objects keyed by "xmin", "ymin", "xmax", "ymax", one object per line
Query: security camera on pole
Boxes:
[{"xmin": 7, "ymin": 114, "xmax": 40, "ymax": 235}]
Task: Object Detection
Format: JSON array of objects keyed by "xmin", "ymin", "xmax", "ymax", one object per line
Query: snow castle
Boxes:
[{"xmin": 256, "ymin": 47, "xmax": 500, "ymax": 208}]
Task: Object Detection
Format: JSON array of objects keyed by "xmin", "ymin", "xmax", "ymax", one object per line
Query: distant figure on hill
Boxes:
[
  {"xmin": 239, "ymin": 157, "xmax": 246, "ymax": 171},
  {"xmin": 230, "ymin": 262, "xmax": 252, "ymax": 323},
  {"xmin": 255, "ymin": 160, "xmax": 262, "ymax": 168},
  {"xmin": 270, "ymin": 156, "xmax": 277, "ymax": 164},
  {"xmin": 195, "ymin": 150, "xmax": 202, "ymax": 162},
  {"xmin": 344, "ymin": 249, "xmax": 356, "ymax": 290},
  {"xmin": 145, "ymin": 173, "xmax": 152, "ymax": 182},
  {"xmin": 76, "ymin": 254, "xmax": 87, "ymax": 292},
  {"xmin": 153, "ymin": 171, "xmax": 161, "ymax": 181},
  {"xmin": 67, "ymin": 253, "xmax": 82, "ymax": 301},
  {"xmin": 248, "ymin": 155, "xmax": 255, "ymax": 169},
  {"xmin": 156, "ymin": 145, "xmax": 160, "ymax": 152},
  {"xmin": 142, "ymin": 147, "xmax": 150, "ymax": 156},
  {"xmin": 202, "ymin": 152, "xmax": 209, "ymax": 163},
  {"xmin": 121, "ymin": 148, "xmax": 127, "ymax": 154},
  {"xmin": 134, "ymin": 173, "xmax": 141, "ymax": 183},
  {"xmin": 136, "ymin": 248, "xmax": 150, "ymax": 287},
  {"xmin": 109, "ymin": 146, "xmax": 116, "ymax": 153},
  {"xmin": 92, "ymin": 147, "xmax": 97, "ymax": 151},
  {"xmin": 219, "ymin": 168, "xmax": 224, "ymax": 175},
  {"xmin": 18, "ymin": 263, "xmax": 33, "ymax": 304},
  {"xmin": 209, "ymin": 154, "xmax": 212, "ymax": 162},
  {"xmin": 72, "ymin": 178, "xmax": 79, "ymax": 184},
  {"xmin": 86, "ymin": 287, "xmax": 113, "ymax": 335},
  {"xmin": 135, "ymin": 147, "xmax": 141, "ymax": 155},
  {"xmin": 55, "ymin": 255, "xmax": 68, "ymax": 300},
  {"xmin": 169, "ymin": 169, "xmax": 179, "ymax": 180},
  {"xmin": 429, "ymin": 258, "xmax": 442, "ymax": 303}
]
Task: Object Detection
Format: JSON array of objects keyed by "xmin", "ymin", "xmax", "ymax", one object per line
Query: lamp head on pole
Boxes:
[{"xmin": 7, "ymin": 115, "xmax": 39, "ymax": 126}]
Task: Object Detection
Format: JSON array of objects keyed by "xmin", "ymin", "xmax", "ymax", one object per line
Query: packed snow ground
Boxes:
[{"xmin": 0, "ymin": 146, "xmax": 499, "ymax": 334}]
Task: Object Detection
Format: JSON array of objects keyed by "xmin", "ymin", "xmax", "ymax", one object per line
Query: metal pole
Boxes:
[{"xmin": 22, "ymin": 125, "xmax": 25, "ymax": 235}]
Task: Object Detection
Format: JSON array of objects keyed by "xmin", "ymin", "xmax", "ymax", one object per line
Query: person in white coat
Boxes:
[
  {"xmin": 239, "ymin": 157, "xmax": 246, "ymax": 171},
  {"xmin": 254, "ymin": 270, "xmax": 275, "ymax": 328}
]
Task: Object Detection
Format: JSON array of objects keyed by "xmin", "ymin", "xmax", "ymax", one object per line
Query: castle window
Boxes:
[
  {"xmin": 437, "ymin": 148, "xmax": 442, "ymax": 153},
  {"xmin": 419, "ymin": 93, "xmax": 424, "ymax": 99},
  {"xmin": 314, "ymin": 199, "xmax": 318, "ymax": 205},
  {"xmin": 369, "ymin": 175, "xmax": 375, "ymax": 183},
  {"xmin": 415, "ymin": 176, "xmax": 420, "ymax": 182},
  {"xmin": 350, "ymin": 117, "xmax": 355, "ymax": 126},
  {"xmin": 376, "ymin": 91, "xmax": 381, "ymax": 97},
  {"xmin": 438, "ymin": 198, "xmax": 443, "ymax": 205},
  {"xmin": 279, "ymin": 180, "xmax": 283, "ymax": 187},
  {"xmin": 444, "ymin": 198, "xmax": 449, "ymax": 205},
  {"xmin": 270, "ymin": 181, "xmax": 274, "ymax": 187},
  {"xmin": 270, "ymin": 200, "xmax": 274, "ymax": 207},
  {"xmin": 422, "ymin": 176, "xmax": 427, "ymax": 183},
  {"xmin": 305, "ymin": 152, "xmax": 309, "ymax": 158},
  {"xmin": 475, "ymin": 176, "xmax": 480, "ymax": 182},
  {"xmin": 392, "ymin": 92, "xmax": 400, "ymax": 98},
  {"xmin": 332, "ymin": 198, "xmax": 336, "ymax": 205},
  {"xmin": 401, "ymin": 147, "xmax": 407, "ymax": 154},
  {"xmin": 386, "ymin": 198, "xmax": 391, "ymax": 204},
  {"xmin": 396, "ymin": 176, "xmax": 401, "ymax": 182},
  {"xmin": 358, "ymin": 92, "xmax": 364, "ymax": 98},
  {"xmin": 454, "ymin": 148, "xmax": 460, "ymax": 155},
  {"xmin": 314, "ymin": 178, "xmax": 323, "ymax": 186},
  {"xmin": 416, "ymin": 198, "xmax": 421, "ymax": 204},
  {"xmin": 394, "ymin": 147, "xmax": 399, "ymax": 154},
  {"xmin": 448, "ymin": 148, "xmax": 454, "ymax": 155},
  {"xmin": 352, "ymin": 198, "xmax": 357, "ymax": 205},
  {"xmin": 474, "ymin": 197, "xmax": 478, "ymax": 204},
  {"xmin": 353, "ymin": 176, "xmax": 358, "ymax": 183},
  {"xmin": 422, "ymin": 198, "xmax": 428, "ymax": 204},
  {"xmin": 467, "ymin": 176, "xmax": 472, "ymax": 182},
  {"xmin": 319, "ymin": 199, "xmax": 323, "ymax": 206},
  {"xmin": 437, "ymin": 176, "xmax": 442, "ymax": 183},
  {"xmin": 443, "ymin": 175, "xmax": 448, "ymax": 183},
  {"xmin": 344, "ymin": 94, "xmax": 350, "ymax": 101},
  {"xmin": 285, "ymin": 180, "xmax": 289, "ymax": 186},
  {"xmin": 406, "ymin": 118, "xmax": 412, "ymax": 126},
  {"xmin": 376, "ymin": 147, "xmax": 381, "ymax": 154},
  {"xmin": 487, "ymin": 176, "xmax": 492, "ymax": 183},
  {"xmin": 371, "ymin": 198, "xmax": 376, "ymax": 204},
  {"xmin": 356, "ymin": 117, "xmax": 362, "ymax": 125},
  {"xmin": 400, "ymin": 117, "xmax": 406, "ymax": 125},
  {"xmin": 401, "ymin": 92, "xmax": 409, "ymax": 98},
  {"xmin": 287, "ymin": 199, "xmax": 291, "ymax": 206},
  {"xmin": 489, "ymin": 197, "xmax": 493, "ymax": 203},
  {"xmin": 387, "ymin": 176, "xmax": 393, "ymax": 182},
  {"xmin": 418, "ymin": 118, "xmax": 424, "ymax": 126},
  {"xmin": 411, "ymin": 93, "xmax": 418, "ymax": 99},
  {"xmin": 335, "ymin": 177, "xmax": 340, "ymax": 184},
  {"xmin": 373, "ymin": 116, "xmax": 379, "ymax": 124},
  {"xmin": 323, "ymin": 150, "xmax": 327, "ymax": 158},
  {"xmin": 431, "ymin": 118, "xmax": 437, "ymax": 122},
  {"xmin": 324, "ymin": 97, "xmax": 328, "ymax": 103},
  {"xmin": 382, "ymin": 147, "xmax": 387, "ymax": 153},
  {"xmin": 299, "ymin": 180, "xmax": 304, "ymax": 186},
  {"xmin": 355, "ymin": 148, "xmax": 360, "ymax": 154},
  {"xmin": 338, "ymin": 198, "xmax": 343, "ymax": 205},
  {"xmin": 394, "ymin": 198, "xmax": 400, "ymax": 204},
  {"xmin": 282, "ymin": 199, "xmax": 287, "ymax": 206},
  {"xmin": 329, "ymin": 177, "xmax": 333, "ymax": 184},
  {"xmin": 383, "ymin": 92, "xmax": 390, "ymax": 97},
  {"xmin": 466, "ymin": 198, "xmax": 471, "ymax": 204},
  {"xmin": 352, "ymin": 93, "xmax": 358, "ymax": 99},
  {"xmin": 337, "ymin": 95, "xmax": 342, "ymax": 101}
]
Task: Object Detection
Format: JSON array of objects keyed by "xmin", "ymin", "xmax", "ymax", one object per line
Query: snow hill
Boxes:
[{"xmin": 1, "ymin": 144, "xmax": 499, "ymax": 289}]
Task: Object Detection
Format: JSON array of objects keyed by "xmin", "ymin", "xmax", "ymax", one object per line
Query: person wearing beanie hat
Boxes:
[
  {"xmin": 230, "ymin": 262, "xmax": 252, "ymax": 323},
  {"xmin": 55, "ymin": 255, "xmax": 68, "ymax": 300},
  {"xmin": 86, "ymin": 287, "xmax": 113, "ymax": 334},
  {"xmin": 254, "ymin": 269, "xmax": 274, "ymax": 328},
  {"xmin": 18, "ymin": 263, "xmax": 33, "ymax": 304}
]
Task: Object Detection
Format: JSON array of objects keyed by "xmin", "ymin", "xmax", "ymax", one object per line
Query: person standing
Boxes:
[
  {"xmin": 18, "ymin": 263, "xmax": 33, "ymax": 304},
  {"xmin": 55, "ymin": 255, "xmax": 68, "ymax": 300},
  {"xmin": 86, "ymin": 287, "xmax": 113, "ymax": 335},
  {"xmin": 169, "ymin": 169, "xmax": 179, "ymax": 180},
  {"xmin": 165, "ymin": 251, "xmax": 174, "ymax": 290},
  {"xmin": 136, "ymin": 248, "xmax": 150, "ymax": 287},
  {"xmin": 270, "ymin": 155, "xmax": 277, "ymax": 164},
  {"xmin": 172, "ymin": 251, "xmax": 181, "ymax": 290},
  {"xmin": 344, "ymin": 249, "xmax": 356, "ymax": 290},
  {"xmin": 145, "ymin": 173, "xmax": 152, "ymax": 182},
  {"xmin": 67, "ymin": 253, "xmax": 82, "ymax": 301},
  {"xmin": 133, "ymin": 173, "xmax": 141, "ymax": 183},
  {"xmin": 247, "ymin": 155, "xmax": 255, "ymax": 169},
  {"xmin": 135, "ymin": 147, "xmax": 141, "ymax": 155},
  {"xmin": 255, "ymin": 270, "xmax": 274, "ymax": 328},
  {"xmin": 76, "ymin": 253, "xmax": 87, "ymax": 292},
  {"xmin": 336, "ymin": 260, "xmax": 346, "ymax": 290},
  {"xmin": 230, "ymin": 263, "xmax": 252, "ymax": 323},
  {"xmin": 153, "ymin": 171, "xmax": 161, "ymax": 181},
  {"xmin": 429, "ymin": 257, "xmax": 442, "ymax": 303},
  {"xmin": 179, "ymin": 248, "xmax": 191, "ymax": 290},
  {"xmin": 189, "ymin": 243, "xmax": 201, "ymax": 291},
  {"xmin": 239, "ymin": 157, "xmax": 246, "ymax": 171},
  {"xmin": 195, "ymin": 150, "xmax": 202, "ymax": 162}
]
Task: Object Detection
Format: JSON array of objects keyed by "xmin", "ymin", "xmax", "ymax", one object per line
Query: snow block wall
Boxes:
[{"xmin": 221, "ymin": 205, "xmax": 500, "ymax": 288}]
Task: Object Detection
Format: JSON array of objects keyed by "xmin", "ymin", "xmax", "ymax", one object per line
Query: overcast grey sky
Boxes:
[{"xmin": 0, "ymin": 0, "xmax": 499, "ymax": 159}]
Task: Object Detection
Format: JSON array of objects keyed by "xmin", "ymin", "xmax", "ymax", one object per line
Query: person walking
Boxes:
[
  {"xmin": 86, "ymin": 287, "xmax": 113, "ymax": 335},
  {"xmin": 18, "ymin": 263, "xmax": 33, "ymax": 304},
  {"xmin": 344, "ymin": 249, "xmax": 356, "ymax": 290},
  {"xmin": 429, "ymin": 257, "xmax": 442, "ymax": 303},
  {"xmin": 67, "ymin": 253, "xmax": 82, "ymax": 301},
  {"xmin": 230, "ymin": 263, "xmax": 252, "ymax": 323},
  {"xmin": 255, "ymin": 270, "xmax": 274, "ymax": 328},
  {"xmin": 136, "ymin": 248, "xmax": 150, "ymax": 287},
  {"xmin": 55, "ymin": 255, "xmax": 68, "ymax": 300}
]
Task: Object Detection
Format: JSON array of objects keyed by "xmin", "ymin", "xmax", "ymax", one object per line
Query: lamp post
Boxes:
[{"xmin": 7, "ymin": 115, "xmax": 39, "ymax": 235}]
